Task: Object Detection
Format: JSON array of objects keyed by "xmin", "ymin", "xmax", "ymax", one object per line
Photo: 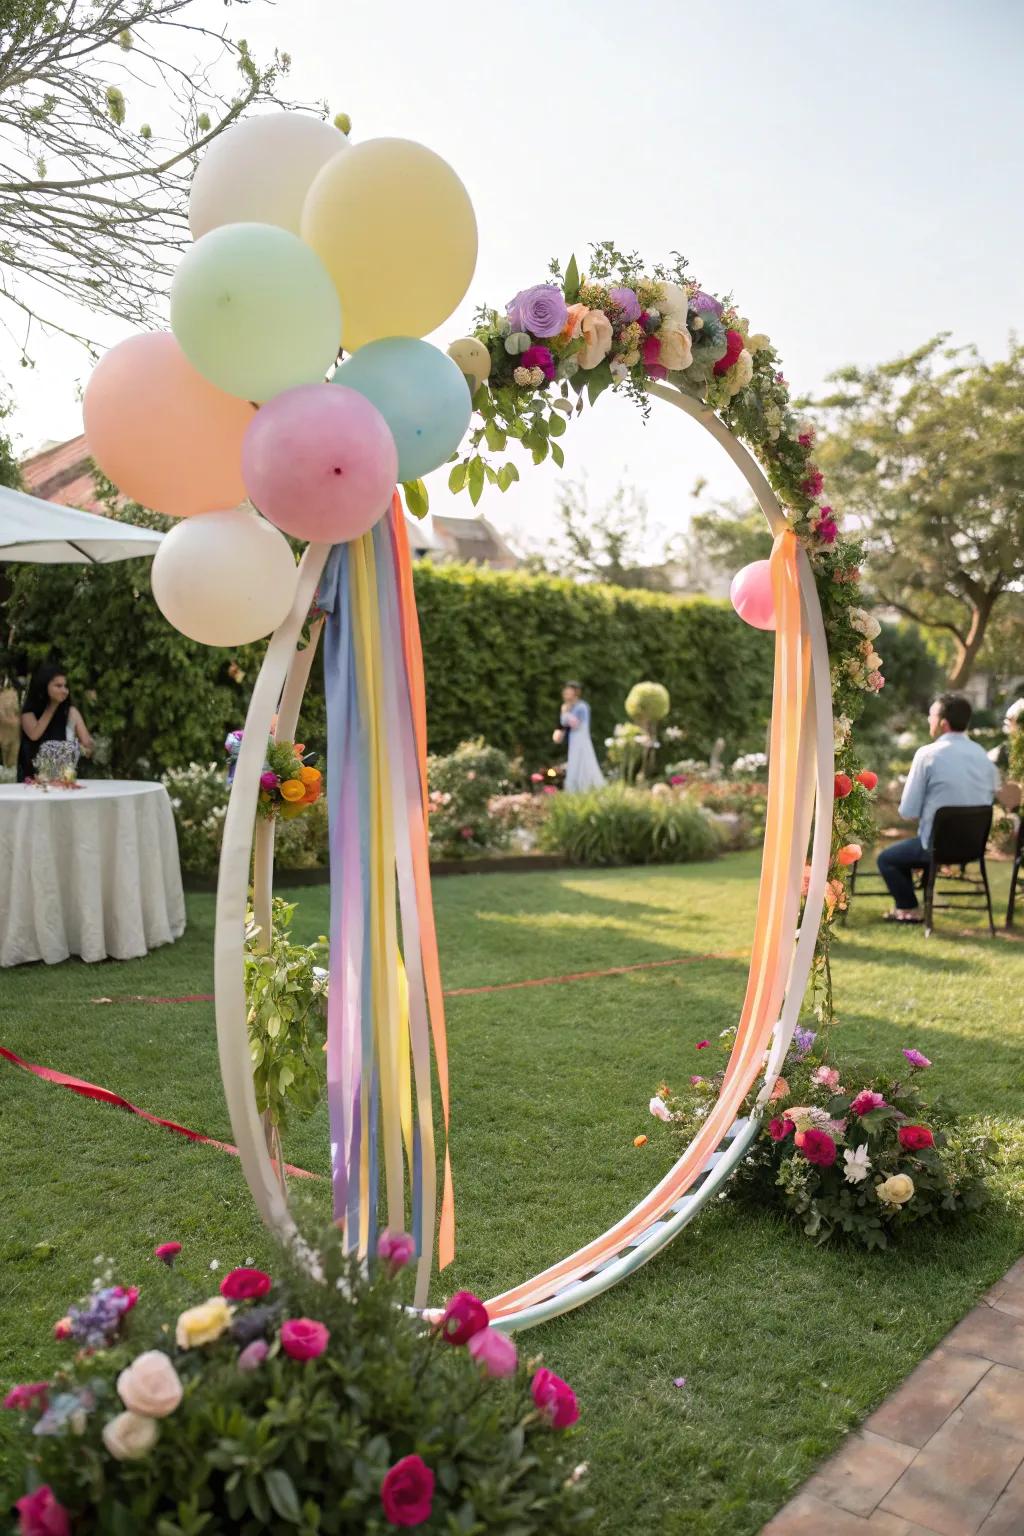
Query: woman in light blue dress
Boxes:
[{"xmin": 555, "ymin": 681, "xmax": 605, "ymax": 793}]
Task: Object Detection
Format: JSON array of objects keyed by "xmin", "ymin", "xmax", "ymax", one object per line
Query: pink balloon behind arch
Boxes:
[
  {"xmin": 729, "ymin": 559, "xmax": 776, "ymax": 630},
  {"xmin": 241, "ymin": 384, "xmax": 397, "ymax": 545}
]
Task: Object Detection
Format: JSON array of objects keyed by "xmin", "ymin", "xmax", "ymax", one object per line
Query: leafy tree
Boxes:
[
  {"xmin": 0, "ymin": 0, "xmax": 302, "ymax": 353},
  {"xmin": 683, "ymin": 490, "xmax": 770, "ymax": 588},
  {"xmin": 813, "ymin": 337, "xmax": 1024, "ymax": 687},
  {"xmin": 525, "ymin": 481, "xmax": 683, "ymax": 590}
]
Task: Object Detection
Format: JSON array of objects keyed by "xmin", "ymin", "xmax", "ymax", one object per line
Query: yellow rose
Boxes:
[
  {"xmin": 876, "ymin": 1174, "xmax": 915, "ymax": 1207},
  {"xmin": 656, "ymin": 325, "xmax": 693, "ymax": 372},
  {"xmin": 577, "ymin": 308, "xmax": 613, "ymax": 370},
  {"xmin": 279, "ymin": 778, "xmax": 306, "ymax": 803},
  {"xmin": 175, "ymin": 1297, "xmax": 232, "ymax": 1349}
]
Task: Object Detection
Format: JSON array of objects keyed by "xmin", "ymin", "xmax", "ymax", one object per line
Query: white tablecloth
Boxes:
[{"xmin": 0, "ymin": 780, "xmax": 186, "ymax": 966}]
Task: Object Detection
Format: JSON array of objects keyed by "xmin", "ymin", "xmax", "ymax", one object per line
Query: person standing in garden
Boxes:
[{"xmin": 553, "ymin": 681, "xmax": 605, "ymax": 793}]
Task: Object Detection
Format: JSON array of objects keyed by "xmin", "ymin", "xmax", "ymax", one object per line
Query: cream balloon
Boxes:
[
  {"xmin": 301, "ymin": 138, "xmax": 477, "ymax": 351},
  {"xmin": 189, "ymin": 112, "xmax": 349, "ymax": 238},
  {"xmin": 446, "ymin": 337, "xmax": 491, "ymax": 392},
  {"xmin": 151, "ymin": 509, "xmax": 297, "ymax": 647}
]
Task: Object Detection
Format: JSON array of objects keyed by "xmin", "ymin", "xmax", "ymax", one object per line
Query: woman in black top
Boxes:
[{"xmin": 17, "ymin": 664, "xmax": 94, "ymax": 781}]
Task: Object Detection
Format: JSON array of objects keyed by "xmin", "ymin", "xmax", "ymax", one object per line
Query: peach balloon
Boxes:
[{"xmin": 83, "ymin": 333, "xmax": 254, "ymax": 518}]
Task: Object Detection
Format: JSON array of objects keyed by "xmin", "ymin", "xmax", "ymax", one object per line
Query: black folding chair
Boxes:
[
  {"xmin": 922, "ymin": 804, "xmax": 995, "ymax": 938},
  {"xmin": 1007, "ymin": 816, "xmax": 1024, "ymax": 930}
]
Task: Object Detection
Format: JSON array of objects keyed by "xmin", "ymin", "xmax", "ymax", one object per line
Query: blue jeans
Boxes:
[{"xmin": 877, "ymin": 836, "xmax": 929, "ymax": 909}]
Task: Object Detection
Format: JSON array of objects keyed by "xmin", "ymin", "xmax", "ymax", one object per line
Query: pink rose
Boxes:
[
  {"xmin": 280, "ymin": 1318, "xmax": 330, "ymax": 1361},
  {"xmin": 811, "ymin": 1066, "xmax": 841, "ymax": 1092},
  {"xmin": 531, "ymin": 1367, "xmax": 579, "ymax": 1429},
  {"xmin": 769, "ymin": 1118, "xmax": 793, "ymax": 1141},
  {"xmin": 116, "ymin": 1351, "xmax": 183, "ymax": 1417},
  {"xmin": 439, "ymin": 1290, "xmax": 488, "ymax": 1346},
  {"xmin": 380, "ymin": 1454, "xmax": 435, "ymax": 1527},
  {"xmin": 690, "ymin": 1075, "xmax": 704, "ymax": 1086},
  {"xmin": 14, "ymin": 1486, "xmax": 70, "ymax": 1536},
  {"xmin": 577, "ymin": 308, "xmax": 613, "ymax": 369},
  {"xmin": 4, "ymin": 1382, "xmax": 49, "ymax": 1412},
  {"xmin": 237, "ymin": 1339, "xmax": 269, "ymax": 1372},
  {"xmin": 467, "ymin": 1326, "xmax": 518, "ymax": 1378},
  {"xmin": 220, "ymin": 1267, "xmax": 272, "ymax": 1301},
  {"xmin": 112, "ymin": 1285, "xmax": 139, "ymax": 1312},
  {"xmin": 850, "ymin": 1090, "xmax": 886, "ymax": 1116},
  {"xmin": 377, "ymin": 1230, "xmax": 416, "ymax": 1272}
]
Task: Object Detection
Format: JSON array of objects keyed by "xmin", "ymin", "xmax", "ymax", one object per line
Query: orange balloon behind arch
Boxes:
[{"xmin": 83, "ymin": 332, "xmax": 254, "ymax": 518}]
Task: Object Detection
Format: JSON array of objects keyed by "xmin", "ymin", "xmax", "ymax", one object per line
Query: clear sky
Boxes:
[{"xmin": 8, "ymin": 0, "xmax": 1023, "ymax": 554}]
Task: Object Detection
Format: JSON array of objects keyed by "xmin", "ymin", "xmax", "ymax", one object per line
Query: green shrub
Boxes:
[
  {"xmin": 244, "ymin": 896, "xmax": 327, "ymax": 1140},
  {"xmin": 426, "ymin": 738, "xmax": 515, "ymax": 858},
  {"xmin": 6, "ymin": 1224, "xmax": 594, "ymax": 1534},
  {"xmin": 539, "ymin": 785, "xmax": 722, "ymax": 867}
]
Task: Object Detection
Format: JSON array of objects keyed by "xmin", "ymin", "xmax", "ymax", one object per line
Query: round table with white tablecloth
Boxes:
[{"xmin": 0, "ymin": 779, "xmax": 186, "ymax": 966}]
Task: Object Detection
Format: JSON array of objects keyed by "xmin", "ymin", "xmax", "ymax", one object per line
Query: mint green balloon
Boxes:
[{"xmin": 170, "ymin": 222, "xmax": 341, "ymax": 402}]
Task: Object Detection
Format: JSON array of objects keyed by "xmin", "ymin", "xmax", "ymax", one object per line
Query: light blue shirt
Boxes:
[{"xmin": 899, "ymin": 732, "xmax": 1000, "ymax": 849}]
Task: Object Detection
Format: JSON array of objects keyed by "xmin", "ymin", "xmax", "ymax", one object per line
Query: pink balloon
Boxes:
[
  {"xmin": 241, "ymin": 383, "xmax": 397, "ymax": 543},
  {"xmin": 730, "ymin": 559, "xmax": 776, "ymax": 630}
]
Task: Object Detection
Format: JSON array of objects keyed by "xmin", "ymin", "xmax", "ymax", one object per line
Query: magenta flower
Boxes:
[
  {"xmin": 902, "ymin": 1049, "xmax": 932, "ymax": 1070},
  {"xmin": 468, "ymin": 1326, "xmax": 518, "ymax": 1378},
  {"xmin": 690, "ymin": 1075, "xmax": 704, "ymax": 1086},
  {"xmin": 506, "ymin": 284, "xmax": 567, "ymax": 338},
  {"xmin": 850, "ymin": 1089, "xmax": 887, "ymax": 1116},
  {"xmin": 14, "ymin": 1486, "xmax": 70, "ymax": 1536},
  {"xmin": 531, "ymin": 1367, "xmax": 579, "ymax": 1428},
  {"xmin": 260, "ymin": 771, "xmax": 280, "ymax": 791},
  {"xmin": 521, "ymin": 344, "xmax": 555, "ymax": 381},
  {"xmin": 816, "ymin": 516, "xmax": 838, "ymax": 545},
  {"xmin": 280, "ymin": 1318, "xmax": 330, "ymax": 1360},
  {"xmin": 797, "ymin": 430, "xmax": 814, "ymax": 448},
  {"xmin": 377, "ymin": 1230, "xmax": 416, "ymax": 1272},
  {"xmin": 801, "ymin": 467, "xmax": 824, "ymax": 498},
  {"xmin": 695, "ymin": 1040, "xmax": 710, "ymax": 1050},
  {"xmin": 439, "ymin": 1290, "xmax": 488, "ymax": 1346},
  {"xmin": 608, "ymin": 285, "xmax": 641, "ymax": 322},
  {"xmin": 154, "ymin": 1242, "xmax": 181, "ymax": 1266},
  {"xmin": 3, "ymin": 1382, "xmax": 49, "ymax": 1412}
]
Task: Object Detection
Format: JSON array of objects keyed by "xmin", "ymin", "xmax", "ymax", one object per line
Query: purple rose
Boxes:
[
  {"xmin": 260, "ymin": 771, "xmax": 280, "ymax": 791},
  {"xmin": 521, "ymin": 345, "xmax": 555, "ymax": 382},
  {"xmin": 506, "ymin": 284, "xmax": 567, "ymax": 338},
  {"xmin": 689, "ymin": 290, "xmax": 724, "ymax": 317},
  {"xmin": 608, "ymin": 286, "xmax": 641, "ymax": 322}
]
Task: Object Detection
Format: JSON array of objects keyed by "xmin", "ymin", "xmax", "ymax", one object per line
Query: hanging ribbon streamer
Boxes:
[{"xmin": 319, "ymin": 495, "xmax": 454, "ymax": 1303}]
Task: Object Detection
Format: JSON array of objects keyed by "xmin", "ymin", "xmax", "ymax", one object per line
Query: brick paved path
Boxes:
[{"xmin": 763, "ymin": 1258, "xmax": 1024, "ymax": 1536}]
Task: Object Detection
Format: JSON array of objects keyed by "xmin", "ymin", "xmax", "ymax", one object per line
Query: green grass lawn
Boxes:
[{"xmin": 2, "ymin": 851, "xmax": 1022, "ymax": 1533}]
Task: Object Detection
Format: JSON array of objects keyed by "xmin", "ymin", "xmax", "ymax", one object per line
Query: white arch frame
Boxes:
[{"xmin": 212, "ymin": 388, "xmax": 835, "ymax": 1327}]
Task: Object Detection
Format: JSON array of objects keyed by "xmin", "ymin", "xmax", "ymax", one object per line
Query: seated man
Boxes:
[{"xmin": 878, "ymin": 692, "xmax": 1000, "ymax": 924}]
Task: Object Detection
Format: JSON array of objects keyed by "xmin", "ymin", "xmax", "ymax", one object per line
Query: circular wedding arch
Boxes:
[{"xmin": 213, "ymin": 381, "xmax": 835, "ymax": 1333}]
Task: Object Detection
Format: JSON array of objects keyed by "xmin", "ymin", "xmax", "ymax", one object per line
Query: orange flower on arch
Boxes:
[{"xmin": 279, "ymin": 779, "xmax": 305, "ymax": 803}]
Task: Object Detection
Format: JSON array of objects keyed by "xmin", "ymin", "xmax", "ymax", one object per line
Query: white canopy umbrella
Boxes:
[{"xmin": 0, "ymin": 483, "xmax": 162, "ymax": 563}]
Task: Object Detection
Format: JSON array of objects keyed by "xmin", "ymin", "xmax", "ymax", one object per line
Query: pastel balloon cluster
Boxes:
[{"xmin": 82, "ymin": 113, "xmax": 478, "ymax": 647}]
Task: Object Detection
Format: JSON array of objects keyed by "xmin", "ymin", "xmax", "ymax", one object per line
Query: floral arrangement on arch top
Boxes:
[{"xmin": 447, "ymin": 243, "xmax": 885, "ymax": 1031}]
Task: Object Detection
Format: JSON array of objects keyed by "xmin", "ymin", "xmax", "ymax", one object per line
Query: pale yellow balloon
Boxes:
[
  {"xmin": 447, "ymin": 337, "xmax": 491, "ymax": 391},
  {"xmin": 302, "ymin": 138, "xmax": 477, "ymax": 351}
]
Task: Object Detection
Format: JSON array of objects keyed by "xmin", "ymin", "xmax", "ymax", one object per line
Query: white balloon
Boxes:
[
  {"xmin": 151, "ymin": 509, "xmax": 297, "ymax": 647},
  {"xmin": 189, "ymin": 112, "xmax": 350, "ymax": 239}
]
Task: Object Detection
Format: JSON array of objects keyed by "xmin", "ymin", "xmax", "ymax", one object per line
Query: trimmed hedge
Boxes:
[
  {"xmin": 413, "ymin": 562, "xmax": 773, "ymax": 766},
  {"xmin": 4, "ymin": 553, "xmax": 773, "ymax": 777}
]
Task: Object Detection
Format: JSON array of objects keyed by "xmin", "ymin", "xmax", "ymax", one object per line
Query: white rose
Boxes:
[
  {"xmin": 102, "ymin": 1410, "xmax": 160, "ymax": 1461},
  {"xmin": 117, "ymin": 1351, "xmax": 183, "ymax": 1419},
  {"xmin": 726, "ymin": 349, "xmax": 754, "ymax": 395},
  {"xmin": 656, "ymin": 280, "xmax": 689, "ymax": 324},
  {"xmin": 657, "ymin": 325, "xmax": 693, "ymax": 372}
]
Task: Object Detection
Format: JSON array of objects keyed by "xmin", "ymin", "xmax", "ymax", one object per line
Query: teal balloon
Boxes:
[
  {"xmin": 170, "ymin": 222, "xmax": 341, "ymax": 403},
  {"xmin": 331, "ymin": 338, "xmax": 471, "ymax": 481}
]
